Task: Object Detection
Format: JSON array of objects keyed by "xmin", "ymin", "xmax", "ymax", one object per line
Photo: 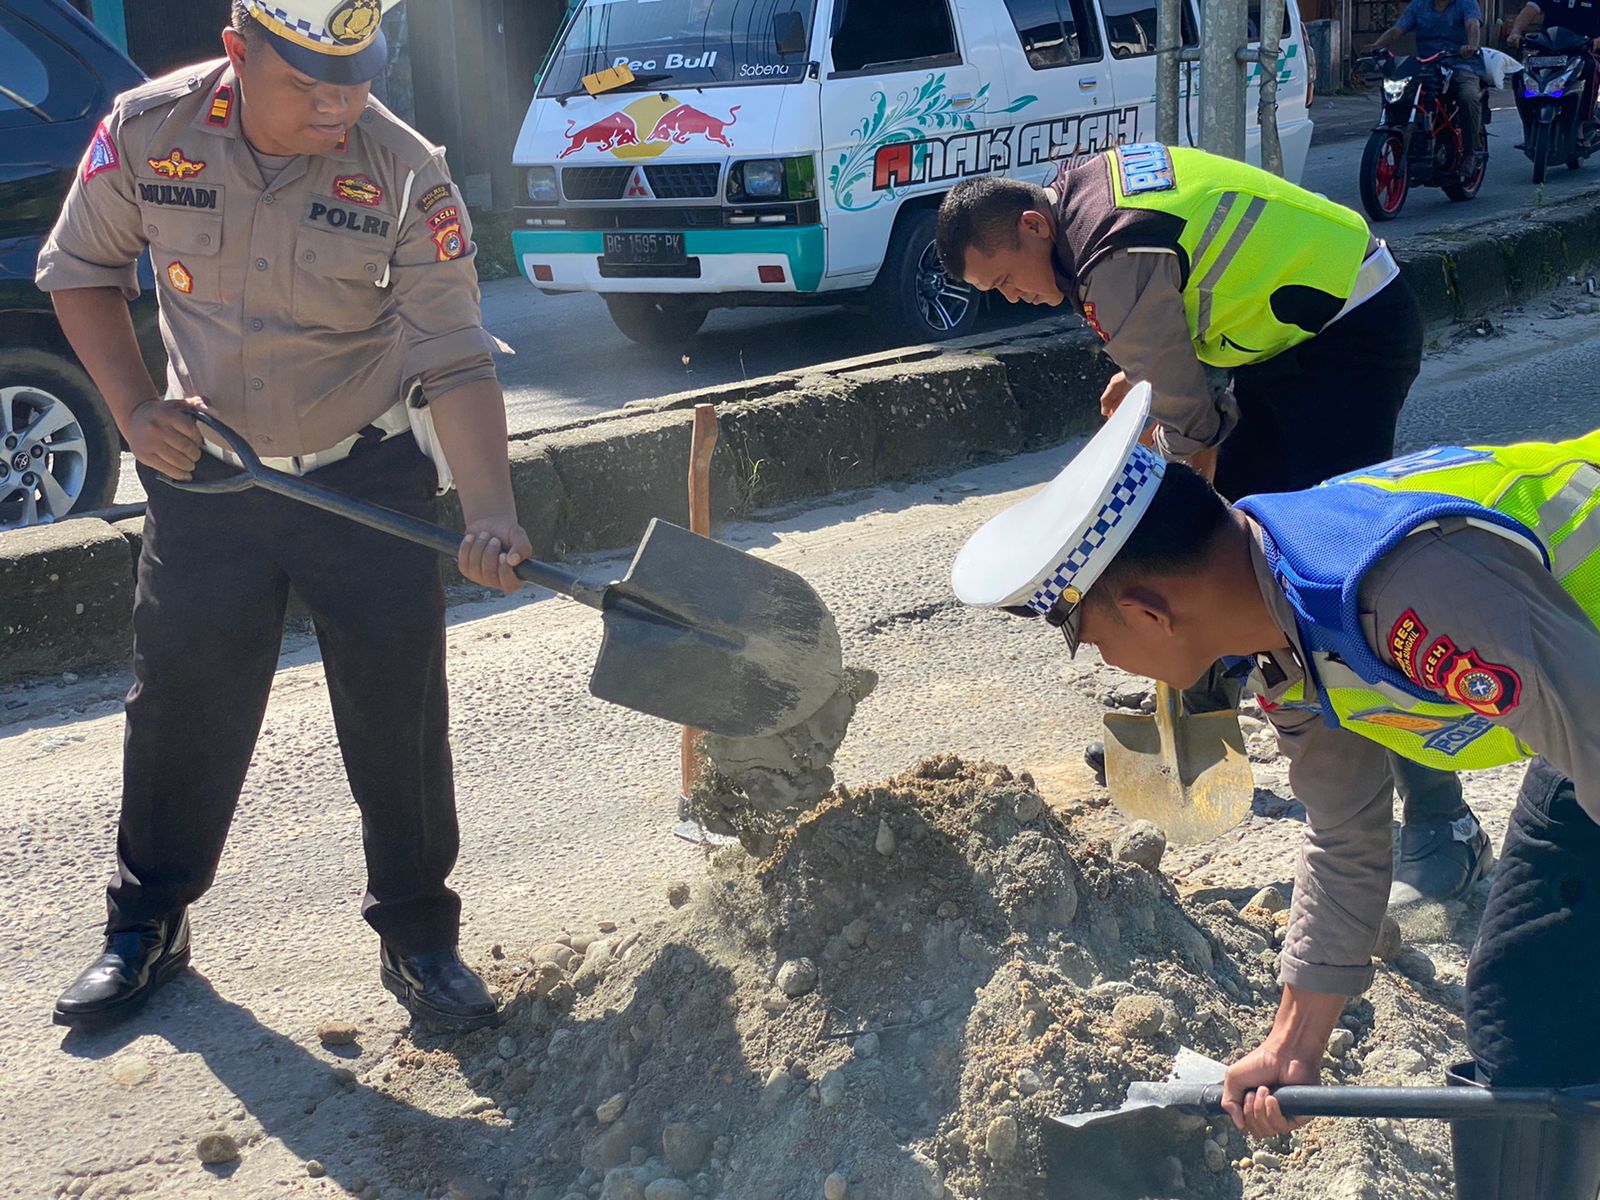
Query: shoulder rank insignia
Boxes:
[{"xmin": 207, "ymin": 84, "xmax": 233, "ymax": 128}]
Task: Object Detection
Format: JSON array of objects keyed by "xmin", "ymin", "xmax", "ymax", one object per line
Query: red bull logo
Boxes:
[
  {"xmin": 554, "ymin": 96, "xmax": 739, "ymax": 160},
  {"xmin": 559, "ymin": 112, "xmax": 641, "ymax": 159},
  {"xmin": 646, "ymin": 104, "xmax": 740, "ymax": 148}
]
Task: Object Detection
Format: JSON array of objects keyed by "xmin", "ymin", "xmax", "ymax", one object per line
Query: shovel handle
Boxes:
[
  {"xmin": 1154, "ymin": 681, "xmax": 1183, "ymax": 775},
  {"xmin": 166, "ymin": 413, "xmax": 600, "ymax": 606},
  {"xmin": 1196, "ymin": 1084, "xmax": 1600, "ymax": 1122}
]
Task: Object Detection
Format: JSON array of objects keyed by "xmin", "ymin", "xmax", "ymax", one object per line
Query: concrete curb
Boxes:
[{"xmin": 6, "ymin": 192, "xmax": 1600, "ymax": 684}]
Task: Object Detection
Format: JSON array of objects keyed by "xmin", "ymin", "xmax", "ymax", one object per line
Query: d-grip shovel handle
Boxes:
[
  {"xmin": 164, "ymin": 411, "xmax": 603, "ymax": 607},
  {"xmin": 1181, "ymin": 1083, "xmax": 1600, "ymax": 1122}
]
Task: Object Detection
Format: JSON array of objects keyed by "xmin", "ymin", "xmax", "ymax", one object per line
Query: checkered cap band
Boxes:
[
  {"xmin": 251, "ymin": 2, "xmax": 341, "ymax": 44},
  {"xmin": 1025, "ymin": 445, "xmax": 1166, "ymax": 616}
]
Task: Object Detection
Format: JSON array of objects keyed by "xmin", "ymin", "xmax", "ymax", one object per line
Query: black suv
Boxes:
[{"xmin": 2, "ymin": 0, "xmax": 163, "ymax": 531}]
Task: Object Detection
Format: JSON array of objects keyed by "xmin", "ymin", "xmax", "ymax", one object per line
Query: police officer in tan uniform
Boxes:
[{"xmin": 39, "ymin": 0, "xmax": 529, "ymax": 1032}]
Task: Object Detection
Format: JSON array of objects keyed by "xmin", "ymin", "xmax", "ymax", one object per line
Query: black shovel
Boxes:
[
  {"xmin": 160, "ymin": 412, "xmax": 845, "ymax": 739},
  {"xmin": 1046, "ymin": 1047, "xmax": 1600, "ymax": 1199}
]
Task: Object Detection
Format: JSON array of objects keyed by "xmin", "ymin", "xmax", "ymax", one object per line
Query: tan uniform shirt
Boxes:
[
  {"xmin": 1240, "ymin": 517, "xmax": 1600, "ymax": 995},
  {"xmin": 36, "ymin": 61, "xmax": 497, "ymax": 458}
]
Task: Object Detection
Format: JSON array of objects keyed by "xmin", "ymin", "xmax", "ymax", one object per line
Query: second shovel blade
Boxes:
[{"xmin": 1102, "ymin": 708, "xmax": 1254, "ymax": 844}]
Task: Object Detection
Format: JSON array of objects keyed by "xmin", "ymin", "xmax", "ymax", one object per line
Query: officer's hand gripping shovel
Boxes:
[
  {"xmin": 162, "ymin": 413, "xmax": 845, "ymax": 739},
  {"xmin": 1045, "ymin": 1047, "xmax": 1600, "ymax": 1200},
  {"xmin": 1101, "ymin": 681, "xmax": 1254, "ymax": 844}
]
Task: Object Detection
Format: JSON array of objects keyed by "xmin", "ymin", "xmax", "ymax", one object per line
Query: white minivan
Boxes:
[{"xmin": 511, "ymin": 0, "xmax": 1314, "ymax": 346}]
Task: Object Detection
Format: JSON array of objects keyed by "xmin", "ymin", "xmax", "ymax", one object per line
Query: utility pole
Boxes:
[
  {"xmin": 1156, "ymin": 0, "xmax": 1185, "ymax": 144},
  {"xmin": 1198, "ymin": 0, "xmax": 1250, "ymax": 160},
  {"xmin": 1257, "ymin": 0, "xmax": 1287, "ymax": 175}
]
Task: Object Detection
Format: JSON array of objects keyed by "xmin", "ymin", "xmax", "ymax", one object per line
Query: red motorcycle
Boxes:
[{"xmin": 1357, "ymin": 49, "xmax": 1490, "ymax": 219}]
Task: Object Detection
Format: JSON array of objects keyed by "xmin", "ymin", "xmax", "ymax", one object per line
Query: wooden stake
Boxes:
[{"xmin": 681, "ymin": 403, "xmax": 719, "ymax": 799}]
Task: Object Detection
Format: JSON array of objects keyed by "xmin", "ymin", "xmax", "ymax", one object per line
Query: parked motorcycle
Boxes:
[
  {"xmin": 1515, "ymin": 26, "xmax": 1600, "ymax": 183},
  {"xmin": 1356, "ymin": 49, "xmax": 1490, "ymax": 220}
]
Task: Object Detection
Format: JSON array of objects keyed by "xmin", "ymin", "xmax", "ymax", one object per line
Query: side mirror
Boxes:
[{"xmin": 772, "ymin": 10, "xmax": 808, "ymax": 55}]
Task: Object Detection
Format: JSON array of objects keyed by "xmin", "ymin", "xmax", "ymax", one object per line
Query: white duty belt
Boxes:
[
  {"xmin": 1327, "ymin": 239, "xmax": 1401, "ymax": 328},
  {"xmin": 201, "ymin": 398, "xmax": 412, "ymax": 476}
]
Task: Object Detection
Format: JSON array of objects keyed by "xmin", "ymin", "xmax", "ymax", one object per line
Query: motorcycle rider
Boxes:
[
  {"xmin": 1370, "ymin": 0, "xmax": 1486, "ymax": 178},
  {"xmin": 1508, "ymin": 0, "xmax": 1600, "ymax": 147}
]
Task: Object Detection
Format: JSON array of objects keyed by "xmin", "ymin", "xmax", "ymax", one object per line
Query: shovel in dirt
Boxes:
[
  {"xmin": 1101, "ymin": 681, "xmax": 1253, "ymax": 844},
  {"xmin": 1046, "ymin": 1047, "xmax": 1600, "ymax": 1199},
  {"xmin": 161, "ymin": 412, "xmax": 845, "ymax": 739}
]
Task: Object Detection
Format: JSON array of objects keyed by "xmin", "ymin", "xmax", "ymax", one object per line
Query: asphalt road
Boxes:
[{"xmin": 5, "ymin": 295, "xmax": 1597, "ymax": 1198}]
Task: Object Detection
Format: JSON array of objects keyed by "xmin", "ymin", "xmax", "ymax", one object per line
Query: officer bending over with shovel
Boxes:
[
  {"xmin": 953, "ymin": 388, "xmax": 1600, "ymax": 1195},
  {"xmin": 937, "ymin": 143, "xmax": 1485, "ymax": 909}
]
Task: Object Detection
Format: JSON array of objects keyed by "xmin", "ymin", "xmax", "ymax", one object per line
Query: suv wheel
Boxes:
[
  {"xmin": 874, "ymin": 206, "xmax": 980, "ymax": 344},
  {"xmin": 603, "ymin": 295, "xmax": 710, "ymax": 348},
  {"xmin": 0, "ymin": 350, "xmax": 120, "ymax": 531}
]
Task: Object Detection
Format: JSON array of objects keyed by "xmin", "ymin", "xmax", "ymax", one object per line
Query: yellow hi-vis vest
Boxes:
[
  {"xmin": 1089, "ymin": 143, "xmax": 1373, "ymax": 368},
  {"xmin": 1235, "ymin": 430, "xmax": 1600, "ymax": 771}
]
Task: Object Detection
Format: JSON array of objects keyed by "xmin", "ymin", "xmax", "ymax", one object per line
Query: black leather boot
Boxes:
[
  {"xmin": 53, "ymin": 911, "xmax": 191, "ymax": 1030},
  {"xmin": 1448, "ymin": 1061, "xmax": 1600, "ymax": 1200},
  {"xmin": 380, "ymin": 944, "xmax": 500, "ymax": 1032}
]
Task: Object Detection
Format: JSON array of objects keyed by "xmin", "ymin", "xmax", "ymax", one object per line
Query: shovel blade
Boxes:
[
  {"xmin": 589, "ymin": 520, "xmax": 845, "ymax": 739},
  {"xmin": 1102, "ymin": 708, "xmax": 1253, "ymax": 844}
]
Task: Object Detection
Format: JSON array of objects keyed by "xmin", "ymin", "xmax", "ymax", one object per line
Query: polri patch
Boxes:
[
  {"xmin": 208, "ymin": 84, "xmax": 233, "ymax": 128},
  {"xmin": 416, "ymin": 183, "xmax": 453, "ymax": 214},
  {"xmin": 334, "ymin": 174, "xmax": 384, "ymax": 207},
  {"xmin": 1440, "ymin": 649, "xmax": 1522, "ymax": 717},
  {"xmin": 84, "ymin": 121, "xmax": 120, "ymax": 182},
  {"xmin": 432, "ymin": 217, "xmax": 465, "ymax": 261},
  {"xmin": 306, "ymin": 197, "xmax": 392, "ymax": 238},
  {"xmin": 1115, "ymin": 143, "xmax": 1175, "ymax": 195},
  {"xmin": 1420, "ymin": 634, "xmax": 1458, "ymax": 689},
  {"xmin": 1388, "ymin": 609, "xmax": 1427, "ymax": 683},
  {"xmin": 166, "ymin": 261, "xmax": 194, "ymax": 294}
]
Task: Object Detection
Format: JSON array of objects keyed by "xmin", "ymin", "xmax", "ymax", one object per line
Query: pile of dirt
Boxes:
[{"xmin": 380, "ymin": 756, "xmax": 1462, "ymax": 1200}]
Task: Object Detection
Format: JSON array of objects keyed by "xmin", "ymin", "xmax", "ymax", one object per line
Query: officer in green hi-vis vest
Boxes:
[
  {"xmin": 953, "ymin": 387, "xmax": 1600, "ymax": 1197},
  {"xmin": 937, "ymin": 143, "xmax": 1486, "ymax": 909}
]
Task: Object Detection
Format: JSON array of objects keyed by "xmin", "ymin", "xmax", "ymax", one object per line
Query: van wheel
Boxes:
[
  {"xmin": 0, "ymin": 349, "xmax": 120, "ymax": 532},
  {"xmin": 874, "ymin": 207, "xmax": 979, "ymax": 344},
  {"xmin": 603, "ymin": 295, "xmax": 709, "ymax": 348}
]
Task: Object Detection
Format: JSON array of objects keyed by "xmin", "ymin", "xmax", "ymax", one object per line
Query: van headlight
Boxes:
[
  {"xmin": 1382, "ymin": 78, "xmax": 1408, "ymax": 101},
  {"xmin": 526, "ymin": 166, "xmax": 559, "ymax": 203},
  {"xmin": 727, "ymin": 156, "xmax": 817, "ymax": 203}
]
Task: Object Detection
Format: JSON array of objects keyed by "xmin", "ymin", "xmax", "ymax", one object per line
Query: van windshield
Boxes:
[{"xmin": 540, "ymin": 0, "xmax": 817, "ymax": 96}]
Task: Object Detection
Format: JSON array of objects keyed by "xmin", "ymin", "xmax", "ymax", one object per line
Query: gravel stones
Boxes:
[
  {"xmin": 874, "ymin": 818, "xmax": 896, "ymax": 856},
  {"xmin": 842, "ymin": 918, "xmax": 870, "ymax": 948},
  {"xmin": 643, "ymin": 1181, "xmax": 692, "ymax": 1200},
  {"xmin": 447, "ymin": 1177, "xmax": 499, "ymax": 1200},
  {"xmin": 824, "ymin": 1172, "xmax": 849, "ymax": 1200},
  {"xmin": 1373, "ymin": 915, "xmax": 1404, "ymax": 963},
  {"xmin": 498, "ymin": 1036, "xmax": 519, "ymax": 1060},
  {"xmin": 776, "ymin": 957, "xmax": 818, "ymax": 997},
  {"xmin": 1014, "ymin": 1068, "xmax": 1043, "ymax": 1096},
  {"xmin": 818, "ymin": 1069, "xmax": 847, "ymax": 1108},
  {"xmin": 984, "ymin": 1115, "xmax": 1019, "ymax": 1162},
  {"xmin": 306, "ymin": 1160, "xmax": 327, "ymax": 1178},
  {"xmin": 1109, "ymin": 994, "xmax": 1170, "ymax": 1040},
  {"xmin": 759, "ymin": 1066, "xmax": 793, "ymax": 1111},
  {"xmin": 661, "ymin": 1122, "xmax": 715, "ymax": 1174},
  {"xmin": 595, "ymin": 1092, "xmax": 628, "ymax": 1124},
  {"xmin": 316, "ymin": 1020, "xmax": 360, "ymax": 1047},
  {"xmin": 1395, "ymin": 948, "xmax": 1437, "ymax": 984},
  {"xmin": 1203, "ymin": 1139, "xmax": 1228, "ymax": 1173},
  {"xmin": 1112, "ymin": 820, "xmax": 1168, "ymax": 872},
  {"xmin": 1328, "ymin": 1027, "xmax": 1356, "ymax": 1058},
  {"xmin": 1247, "ymin": 886, "xmax": 1289, "ymax": 914},
  {"xmin": 852, "ymin": 1032, "xmax": 880, "ymax": 1060},
  {"xmin": 195, "ymin": 1132, "xmax": 239, "ymax": 1165},
  {"xmin": 667, "ymin": 883, "xmax": 692, "ymax": 908}
]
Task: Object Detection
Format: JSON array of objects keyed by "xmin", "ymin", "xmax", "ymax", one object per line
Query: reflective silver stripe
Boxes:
[
  {"xmin": 1553, "ymin": 503, "xmax": 1600, "ymax": 580},
  {"xmin": 1195, "ymin": 197, "xmax": 1267, "ymax": 341},
  {"xmin": 1537, "ymin": 463, "xmax": 1600, "ymax": 537},
  {"xmin": 1189, "ymin": 191, "xmax": 1240, "ymax": 270}
]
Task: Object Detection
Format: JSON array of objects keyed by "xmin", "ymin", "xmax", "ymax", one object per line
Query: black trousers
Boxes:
[
  {"xmin": 1193, "ymin": 275, "xmax": 1466, "ymax": 824},
  {"xmin": 110, "ymin": 435, "xmax": 461, "ymax": 952},
  {"xmin": 1467, "ymin": 759, "xmax": 1600, "ymax": 1087}
]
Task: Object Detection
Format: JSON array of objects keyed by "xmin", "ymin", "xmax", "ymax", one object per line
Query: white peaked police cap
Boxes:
[
  {"xmin": 244, "ymin": 0, "xmax": 402, "ymax": 84},
  {"xmin": 952, "ymin": 382, "xmax": 1166, "ymax": 619}
]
